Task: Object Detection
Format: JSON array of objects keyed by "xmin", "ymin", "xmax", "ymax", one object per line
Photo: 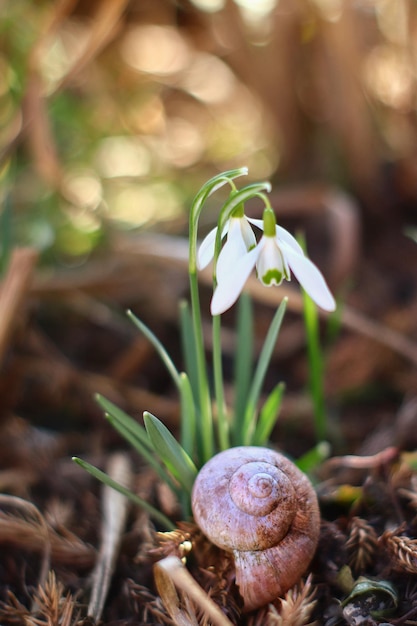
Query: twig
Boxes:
[
  {"xmin": 87, "ymin": 453, "xmax": 132, "ymax": 622},
  {"xmin": 154, "ymin": 556, "xmax": 234, "ymax": 626},
  {"xmin": 0, "ymin": 247, "xmax": 38, "ymax": 366}
]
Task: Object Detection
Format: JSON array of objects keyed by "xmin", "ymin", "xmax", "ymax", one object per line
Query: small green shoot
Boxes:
[
  {"xmin": 233, "ymin": 292, "xmax": 254, "ymax": 425},
  {"xmin": 239, "ymin": 298, "xmax": 287, "ymax": 445},
  {"xmin": 252, "ymin": 382, "xmax": 285, "ymax": 446},
  {"xmin": 143, "ymin": 412, "xmax": 198, "ymax": 493},
  {"xmin": 72, "ymin": 457, "xmax": 174, "ymax": 529}
]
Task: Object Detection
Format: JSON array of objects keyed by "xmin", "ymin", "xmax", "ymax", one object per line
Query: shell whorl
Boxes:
[
  {"xmin": 228, "ymin": 460, "xmax": 294, "ymax": 517},
  {"xmin": 191, "ymin": 446, "xmax": 320, "ymax": 611}
]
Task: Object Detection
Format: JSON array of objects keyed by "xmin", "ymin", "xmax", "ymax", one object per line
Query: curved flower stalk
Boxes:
[{"xmin": 211, "ymin": 207, "xmax": 336, "ymax": 316}]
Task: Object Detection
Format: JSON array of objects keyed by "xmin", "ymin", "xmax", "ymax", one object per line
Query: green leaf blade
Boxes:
[
  {"xmin": 96, "ymin": 395, "xmax": 178, "ymax": 494},
  {"xmin": 72, "ymin": 457, "xmax": 174, "ymax": 530},
  {"xmin": 179, "ymin": 372, "xmax": 197, "ymax": 458},
  {"xmin": 126, "ymin": 311, "xmax": 181, "ymax": 391},
  {"xmin": 241, "ymin": 298, "xmax": 287, "ymax": 445},
  {"xmin": 253, "ymin": 382, "xmax": 285, "ymax": 446},
  {"xmin": 144, "ymin": 412, "xmax": 198, "ymax": 493},
  {"xmin": 233, "ymin": 292, "xmax": 253, "ymax": 435}
]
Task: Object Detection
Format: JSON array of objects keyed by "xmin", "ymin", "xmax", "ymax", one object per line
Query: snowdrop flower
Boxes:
[
  {"xmin": 197, "ymin": 206, "xmax": 257, "ymax": 272},
  {"xmin": 211, "ymin": 208, "xmax": 336, "ymax": 316}
]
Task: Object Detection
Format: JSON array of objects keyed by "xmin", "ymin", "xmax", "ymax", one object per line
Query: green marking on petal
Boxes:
[
  {"xmin": 232, "ymin": 203, "xmax": 245, "ymax": 218},
  {"xmin": 261, "ymin": 269, "xmax": 283, "ymax": 285},
  {"xmin": 262, "ymin": 208, "xmax": 277, "ymax": 237}
]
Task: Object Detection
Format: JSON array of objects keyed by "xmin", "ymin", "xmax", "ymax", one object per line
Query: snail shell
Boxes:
[{"xmin": 191, "ymin": 446, "xmax": 320, "ymax": 611}]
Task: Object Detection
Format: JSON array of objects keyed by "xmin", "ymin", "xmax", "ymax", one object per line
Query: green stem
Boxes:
[
  {"xmin": 303, "ymin": 289, "xmax": 326, "ymax": 442},
  {"xmin": 298, "ymin": 233, "xmax": 327, "ymax": 442},
  {"xmin": 212, "ymin": 313, "xmax": 229, "ymax": 450},
  {"xmin": 187, "ymin": 168, "xmax": 248, "ymax": 462},
  {"xmin": 189, "ymin": 269, "xmax": 214, "ymax": 462}
]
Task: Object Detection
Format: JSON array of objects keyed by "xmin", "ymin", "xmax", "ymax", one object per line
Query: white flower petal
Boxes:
[
  {"xmin": 281, "ymin": 242, "xmax": 336, "ymax": 311},
  {"xmin": 240, "ymin": 216, "xmax": 257, "ymax": 251},
  {"xmin": 256, "ymin": 237, "xmax": 287, "ymax": 286},
  {"xmin": 216, "ymin": 219, "xmax": 249, "ymax": 278},
  {"xmin": 211, "ymin": 245, "xmax": 260, "ymax": 315},
  {"xmin": 248, "ymin": 218, "xmax": 304, "ymax": 256},
  {"xmin": 276, "ymin": 225, "xmax": 304, "ymax": 255},
  {"xmin": 246, "ymin": 217, "xmax": 265, "ymax": 231},
  {"xmin": 197, "ymin": 223, "xmax": 229, "ymax": 269},
  {"xmin": 197, "ymin": 226, "xmax": 218, "ymax": 269}
]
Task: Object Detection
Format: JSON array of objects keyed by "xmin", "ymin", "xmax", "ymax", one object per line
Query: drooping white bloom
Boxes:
[
  {"xmin": 211, "ymin": 213, "xmax": 336, "ymax": 315},
  {"xmin": 197, "ymin": 214, "xmax": 257, "ymax": 271}
]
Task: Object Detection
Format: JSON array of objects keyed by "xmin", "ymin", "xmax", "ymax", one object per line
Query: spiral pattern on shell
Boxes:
[{"xmin": 191, "ymin": 446, "xmax": 320, "ymax": 611}]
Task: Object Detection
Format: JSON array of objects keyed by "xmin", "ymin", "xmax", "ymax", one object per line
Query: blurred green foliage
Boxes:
[{"xmin": 1, "ymin": 0, "xmax": 417, "ymax": 266}]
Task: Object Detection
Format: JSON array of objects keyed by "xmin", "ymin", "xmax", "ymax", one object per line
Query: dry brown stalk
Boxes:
[
  {"xmin": 0, "ymin": 494, "xmax": 51, "ymax": 604},
  {"xmin": 346, "ymin": 517, "xmax": 378, "ymax": 572},
  {"xmin": 379, "ymin": 528, "xmax": 417, "ymax": 574},
  {"xmin": 54, "ymin": 0, "xmax": 129, "ymax": 93},
  {"xmin": 0, "ymin": 508, "xmax": 95, "ymax": 568},
  {"xmin": 0, "ymin": 248, "xmax": 38, "ymax": 367},
  {"xmin": 87, "ymin": 453, "xmax": 132, "ymax": 622},
  {"xmin": 154, "ymin": 556, "xmax": 234, "ymax": 626}
]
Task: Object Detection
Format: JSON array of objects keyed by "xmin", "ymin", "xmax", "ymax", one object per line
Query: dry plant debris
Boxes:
[
  {"xmin": 346, "ymin": 518, "xmax": 379, "ymax": 573},
  {"xmin": 1, "ymin": 0, "xmax": 417, "ymax": 623}
]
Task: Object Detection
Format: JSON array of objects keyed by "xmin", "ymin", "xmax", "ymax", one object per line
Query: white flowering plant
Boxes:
[{"xmin": 73, "ymin": 168, "xmax": 336, "ymax": 526}]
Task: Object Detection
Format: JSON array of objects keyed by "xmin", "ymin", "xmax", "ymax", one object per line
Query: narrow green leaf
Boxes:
[
  {"xmin": 241, "ymin": 298, "xmax": 287, "ymax": 445},
  {"xmin": 297, "ymin": 233, "xmax": 327, "ymax": 442},
  {"xmin": 303, "ymin": 289, "xmax": 326, "ymax": 441},
  {"xmin": 296, "ymin": 441, "xmax": 331, "ymax": 474},
  {"xmin": 179, "ymin": 372, "xmax": 197, "ymax": 458},
  {"xmin": 104, "ymin": 414, "xmax": 178, "ymax": 494},
  {"xmin": 212, "ymin": 313, "xmax": 229, "ymax": 451},
  {"xmin": 96, "ymin": 394, "xmax": 153, "ymax": 452},
  {"xmin": 179, "ymin": 300, "xmax": 199, "ymax": 404},
  {"xmin": 96, "ymin": 395, "xmax": 178, "ymax": 494},
  {"xmin": 0, "ymin": 183, "xmax": 12, "ymax": 274},
  {"xmin": 252, "ymin": 382, "xmax": 285, "ymax": 446},
  {"xmin": 188, "ymin": 269, "xmax": 213, "ymax": 464},
  {"xmin": 144, "ymin": 412, "xmax": 198, "ymax": 493},
  {"xmin": 126, "ymin": 311, "xmax": 181, "ymax": 391},
  {"xmin": 233, "ymin": 292, "xmax": 253, "ymax": 432},
  {"xmin": 72, "ymin": 457, "xmax": 174, "ymax": 530}
]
